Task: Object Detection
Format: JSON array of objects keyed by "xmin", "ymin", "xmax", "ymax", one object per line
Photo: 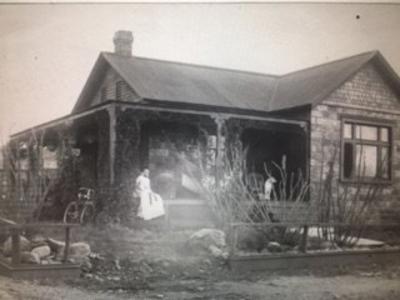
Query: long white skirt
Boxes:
[{"xmin": 137, "ymin": 191, "xmax": 165, "ymax": 220}]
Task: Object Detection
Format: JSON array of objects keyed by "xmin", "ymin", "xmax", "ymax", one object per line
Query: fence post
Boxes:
[
  {"xmin": 300, "ymin": 225, "xmax": 309, "ymax": 253},
  {"xmin": 63, "ymin": 226, "xmax": 71, "ymax": 262},
  {"xmin": 230, "ymin": 224, "xmax": 238, "ymax": 257},
  {"xmin": 11, "ymin": 228, "xmax": 21, "ymax": 266}
]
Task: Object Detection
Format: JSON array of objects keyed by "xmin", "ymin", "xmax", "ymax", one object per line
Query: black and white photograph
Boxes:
[{"xmin": 1, "ymin": 2, "xmax": 400, "ymax": 299}]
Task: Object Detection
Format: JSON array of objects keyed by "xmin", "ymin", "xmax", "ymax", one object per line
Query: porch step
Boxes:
[{"xmin": 165, "ymin": 199, "xmax": 216, "ymax": 229}]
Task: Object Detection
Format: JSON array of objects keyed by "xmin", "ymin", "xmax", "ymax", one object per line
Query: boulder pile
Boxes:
[{"xmin": 1, "ymin": 234, "xmax": 91, "ymax": 265}]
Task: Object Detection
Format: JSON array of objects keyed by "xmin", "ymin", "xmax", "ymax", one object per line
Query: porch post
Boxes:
[
  {"xmin": 213, "ymin": 115, "xmax": 227, "ymax": 186},
  {"xmin": 301, "ymin": 122, "xmax": 310, "ymax": 186},
  {"xmin": 16, "ymin": 144, "xmax": 21, "ymax": 203},
  {"xmin": 108, "ymin": 105, "xmax": 117, "ymax": 185}
]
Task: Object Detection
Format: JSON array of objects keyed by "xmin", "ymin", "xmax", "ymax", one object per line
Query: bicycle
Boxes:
[{"xmin": 63, "ymin": 187, "xmax": 95, "ymax": 224}]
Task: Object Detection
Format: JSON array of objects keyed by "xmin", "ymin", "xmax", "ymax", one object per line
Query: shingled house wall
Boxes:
[{"xmin": 310, "ymin": 63, "xmax": 400, "ymax": 223}]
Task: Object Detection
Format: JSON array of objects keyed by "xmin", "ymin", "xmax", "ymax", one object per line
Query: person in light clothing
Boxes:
[
  {"xmin": 264, "ymin": 177, "xmax": 277, "ymax": 201},
  {"xmin": 135, "ymin": 169, "xmax": 165, "ymax": 220}
]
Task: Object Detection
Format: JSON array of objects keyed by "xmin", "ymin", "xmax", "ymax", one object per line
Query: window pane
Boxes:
[
  {"xmin": 380, "ymin": 147, "xmax": 390, "ymax": 179},
  {"xmin": 355, "ymin": 125, "xmax": 378, "ymax": 141},
  {"xmin": 380, "ymin": 127, "xmax": 389, "ymax": 142},
  {"xmin": 355, "ymin": 145, "xmax": 377, "ymax": 177},
  {"xmin": 343, "ymin": 143, "xmax": 353, "ymax": 178},
  {"xmin": 343, "ymin": 123, "xmax": 352, "ymax": 139}
]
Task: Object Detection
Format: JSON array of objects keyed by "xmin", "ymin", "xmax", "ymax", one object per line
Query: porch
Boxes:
[{"xmin": 8, "ymin": 101, "xmax": 308, "ymax": 226}]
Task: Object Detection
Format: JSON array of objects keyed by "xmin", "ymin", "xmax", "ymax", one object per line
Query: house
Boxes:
[{"xmin": 5, "ymin": 30, "xmax": 400, "ymax": 225}]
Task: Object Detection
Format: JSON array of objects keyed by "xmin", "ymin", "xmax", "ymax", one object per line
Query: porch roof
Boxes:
[{"xmin": 11, "ymin": 101, "xmax": 308, "ymax": 139}]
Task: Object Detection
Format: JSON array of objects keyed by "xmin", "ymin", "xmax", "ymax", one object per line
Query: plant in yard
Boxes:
[
  {"xmin": 315, "ymin": 138, "xmax": 385, "ymax": 248},
  {"xmin": 199, "ymin": 133, "xmax": 310, "ymax": 252},
  {"xmin": 4, "ymin": 128, "xmax": 80, "ymax": 222}
]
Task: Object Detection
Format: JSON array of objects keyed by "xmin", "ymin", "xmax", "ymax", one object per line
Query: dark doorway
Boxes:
[
  {"xmin": 76, "ymin": 126, "xmax": 99, "ymax": 189},
  {"xmin": 140, "ymin": 121, "xmax": 206, "ymax": 200},
  {"xmin": 242, "ymin": 128, "xmax": 307, "ymax": 190}
]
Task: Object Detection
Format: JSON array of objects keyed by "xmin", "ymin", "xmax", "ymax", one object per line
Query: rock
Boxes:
[
  {"xmin": 93, "ymin": 275, "xmax": 104, "ymax": 282},
  {"xmin": 267, "ymin": 241, "xmax": 282, "ymax": 253},
  {"xmin": 81, "ymin": 259, "xmax": 93, "ymax": 273},
  {"xmin": 20, "ymin": 251, "xmax": 40, "ymax": 264},
  {"xmin": 3, "ymin": 236, "xmax": 31, "ymax": 256},
  {"xmin": 208, "ymin": 245, "xmax": 229, "ymax": 260},
  {"xmin": 70, "ymin": 242, "xmax": 91, "ymax": 257},
  {"xmin": 88, "ymin": 252, "xmax": 104, "ymax": 261},
  {"xmin": 107, "ymin": 275, "xmax": 120, "ymax": 281},
  {"xmin": 67, "ymin": 257, "xmax": 77, "ymax": 264},
  {"xmin": 188, "ymin": 228, "xmax": 226, "ymax": 250},
  {"xmin": 187, "ymin": 228, "xmax": 228, "ymax": 258},
  {"xmin": 31, "ymin": 245, "xmax": 51, "ymax": 259},
  {"xmin": 47, "ymin": 238, "xmax": 65, "ymax": 252},
  {"xmin": 83, "ymin": 273, "xmax": 93, "ymax": 279},
  {"xmin": 55, "ymin": 242, "xmax": 91, "ymax": 263},
  {"xmin": 57, "ymin": 242, "xmax": 91, "ymax": 263},
  {"xmin": 208, "ymin": 245, "xmax": 223, "ymax": 257},
  {"xmin": 30, "ymin": 234, "xmax": 47, "ymax": 248}
]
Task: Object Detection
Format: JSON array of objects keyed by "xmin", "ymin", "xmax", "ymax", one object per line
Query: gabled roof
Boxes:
[
  {"xmin": 72, "ymin": 50, "xmax": 400, "ymax": 114},
  {"xmin": 271, "ymin": 51, "xmax": 377, "ymax": 111}
]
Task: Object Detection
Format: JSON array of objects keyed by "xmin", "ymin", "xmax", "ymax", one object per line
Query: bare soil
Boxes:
[
  {"xmin": 1, "ymin": 225, "xmax": 400, "ymax": 299},
  {"xmin": 1, "ymin": 264, "xmax": 400, "ymax": 300}
]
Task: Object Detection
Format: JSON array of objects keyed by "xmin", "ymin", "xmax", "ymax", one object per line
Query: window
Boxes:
[
  {"xmin": 341, "ymin": 119, "xmax": 392, "ymax": 182},
  {"xmin": 42, "ymin": 146, "xmax": 58, "ymax": 169}
]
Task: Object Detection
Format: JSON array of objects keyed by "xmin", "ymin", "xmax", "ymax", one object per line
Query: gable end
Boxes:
[
  {"xmin": 74, "ymin": 61, "xmax": 141, "ymax": 112},
  {"xmin": 323, "ymin": 62, "xmax": 400, "ymax": 111}
]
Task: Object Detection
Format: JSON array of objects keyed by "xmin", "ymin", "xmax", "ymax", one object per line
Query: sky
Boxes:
[{"xmin": 1, "ymin": 3, "xmax": 400, "ymax": 142}]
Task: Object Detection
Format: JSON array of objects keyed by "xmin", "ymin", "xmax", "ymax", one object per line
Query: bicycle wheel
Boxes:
[
  {"xmin": 63, "ymin": 202, "xmax": 80, "ymax": 223},
  {"xmin": 80, "ymin": 203, "xmax": 95, "ymax": 225}
]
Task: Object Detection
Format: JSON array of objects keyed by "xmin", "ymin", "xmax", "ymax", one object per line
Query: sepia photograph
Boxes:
[{"xmin": 1, "ymin": 2, "xmax": 400, "ymax": 299}]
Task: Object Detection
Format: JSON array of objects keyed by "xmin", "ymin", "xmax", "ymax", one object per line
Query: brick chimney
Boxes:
[{"xmin": 113, "ymin": 30, "xmax": 133, "ymax": 56}]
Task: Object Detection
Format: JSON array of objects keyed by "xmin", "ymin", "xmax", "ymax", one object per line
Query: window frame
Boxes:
[
  {"xmin": 340, "ymin": 116, "xmax": 394, "ymax": 184},
  {"xmin": 41, "ymin": 145, "xmax": 59, "ymax": 170}
]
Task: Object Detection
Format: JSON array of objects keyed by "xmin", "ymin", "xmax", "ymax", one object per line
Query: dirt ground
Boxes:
[
  {"xmin": 1, "ymin": 225, "xmax": 400, "ymax": 300},
  {"xmin": 1, "ymin": 265, "xmax": 400, "ymax": 300}
]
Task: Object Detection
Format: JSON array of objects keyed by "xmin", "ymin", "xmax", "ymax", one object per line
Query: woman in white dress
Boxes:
[{"xmin": 135, "ymin": 169, "xmax": 165, "ymax": 220}]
